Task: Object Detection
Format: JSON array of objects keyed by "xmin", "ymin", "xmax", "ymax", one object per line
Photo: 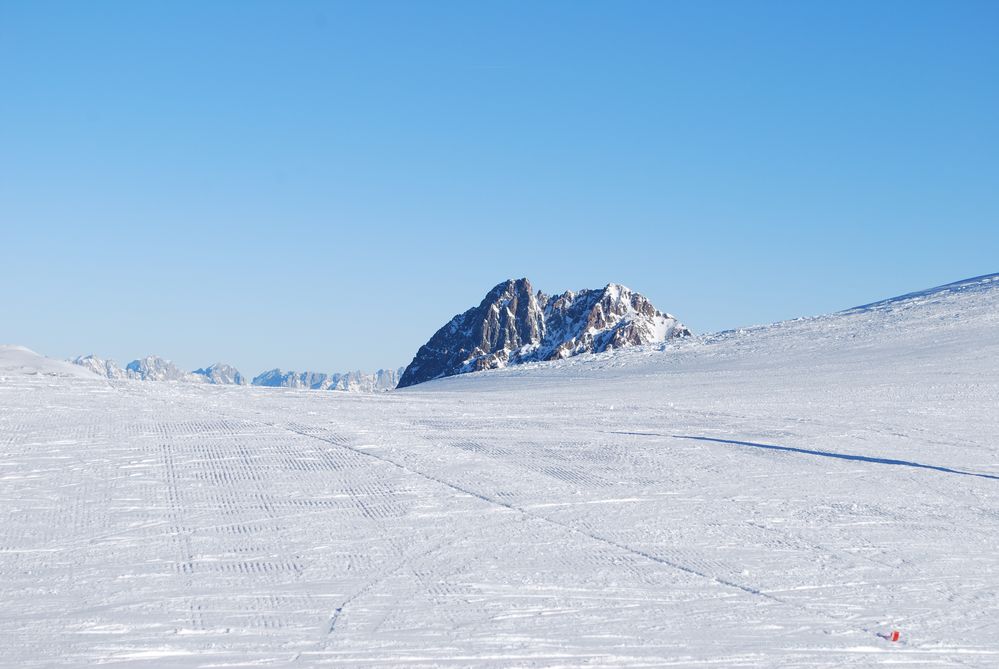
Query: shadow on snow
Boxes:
[{"xmin": 608, "ymin": 432, "xmax": 999, "ymax": 481}]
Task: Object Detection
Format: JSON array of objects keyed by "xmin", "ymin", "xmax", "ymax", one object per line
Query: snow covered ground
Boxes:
[
  {"xmin": 1, "ymin": 274, "xmax": 998, "ymax": 667},
  {"xmin": 0, "ymin": 344, "xmax": 99, "ymax": 380}
]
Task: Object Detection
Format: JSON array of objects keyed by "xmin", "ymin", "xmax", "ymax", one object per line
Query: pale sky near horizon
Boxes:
[{"xmin": 2, "ymin": 1, "xmax": 997, "ymax": 375}]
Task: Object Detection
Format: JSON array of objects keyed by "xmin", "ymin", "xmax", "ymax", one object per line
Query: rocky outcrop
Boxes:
[
  {"xmin": 398, "ymin": 278, "xmax": 690, "ymax": 388},
  {"xmin": 398, "ymin": 279, "xmax": 544, "ymax": 384}
]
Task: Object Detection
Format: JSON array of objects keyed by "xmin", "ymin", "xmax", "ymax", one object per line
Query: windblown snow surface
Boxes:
[{"xmin": 1, "ymin": 275, "xmax": 998, "ymax": 667}]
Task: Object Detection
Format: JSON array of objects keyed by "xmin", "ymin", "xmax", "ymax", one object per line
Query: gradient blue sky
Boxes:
[{"xmin": 2, "ymin": 1, "xmax": 997, "ymax": 375}]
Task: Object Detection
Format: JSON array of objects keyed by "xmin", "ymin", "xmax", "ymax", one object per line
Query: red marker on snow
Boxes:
[{"xmin": 890, "ymin": 630, "xmax": 900, "ymax": 642}]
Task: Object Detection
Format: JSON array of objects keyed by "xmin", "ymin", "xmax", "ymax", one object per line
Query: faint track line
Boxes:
[
  {"xmin": 266, "ymin": 422, "xmax": 845, "ymax": 623},
  {"xmin": 149, "ymin": 391, "xmax": 935, "ymax": 651}
]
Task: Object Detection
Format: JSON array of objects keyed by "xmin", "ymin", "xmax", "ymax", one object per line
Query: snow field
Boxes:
[{"xmin": 1, "ymin": 275, "xmax": 997, "ymax": 666}]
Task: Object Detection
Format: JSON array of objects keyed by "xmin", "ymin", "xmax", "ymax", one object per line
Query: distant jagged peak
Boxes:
[
  {"xmin": 251, "ymin": 366, "xmax": 405, "ymax": 392},
  {"xmin": 73, "ymin": 353, "xmax": 128, "ymax": 379},
  {"xmin": 71, "ymin": 352, "xmax": 399, "ymax": 390},
  {"xmin": 72, "ymin": 353, "xmax": 246, "ymax": 384},
  {"xmin": 192, "ymin": 362, "xmax": 247, "ymax": 386},
  {"xmin": 126, "ymin": 355, "xmax": 168, "ymax": 376},
  {"xmin": 125, "ymin": 355, "xmax": 196, "ymax": 382},
  {"xmin": 397, "ymin": 278, "xmax": 691, "ymax": 388}
]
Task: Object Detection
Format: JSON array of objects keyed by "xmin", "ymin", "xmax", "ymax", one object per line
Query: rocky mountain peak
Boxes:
[
  {"xmin": 398, "ymin": 279, "xmax": 691, "ymax": 388},
  {"xmin": 475, "ymin": 278, "xmax": 546, "ymax": 365}
]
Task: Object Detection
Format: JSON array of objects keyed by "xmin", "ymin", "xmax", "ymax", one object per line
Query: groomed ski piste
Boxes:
[{"xmin": 2, "ymin": 274, "xmax": 998, "ymax": 667}]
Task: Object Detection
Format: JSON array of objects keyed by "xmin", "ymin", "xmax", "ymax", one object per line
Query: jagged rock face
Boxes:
[
  {"xmin": 398, "ymin": 279, "xmax": 545, "ymax": 384},
  {"xmin": 399, "ymin": 278, "xmax": 527, "ymax": 386},
  {"xmin": 398, "ymin": 279, "xmax": 691, "ymax": 388},
  {"xmin": 251, "ymin": 367, "xmax": 404, "ymax": 392},
  {"xmin": 540, "ymin": 284, "xmax": 690, "ymax": 360},
  {"xmin": 192, "ymin": 363, "xmax": 247, "ymax": 385},
  {"xmin": 73, "ymin": 354, "xmax": 128, "ymax": 380}
]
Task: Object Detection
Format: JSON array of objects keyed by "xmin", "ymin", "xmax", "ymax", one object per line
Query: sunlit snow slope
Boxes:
[
  {"xmin": 0, "ymin": 344, "xmax": 99, "ymax": 379},
  {"xmin": 1, "ymin": 274, "xmax": 997, "ymax": 667}
]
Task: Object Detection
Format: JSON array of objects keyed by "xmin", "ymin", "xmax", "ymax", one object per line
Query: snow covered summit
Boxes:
[{"xmin": 397, "ymin": 278, "xmax": 690, "ymax": 387}]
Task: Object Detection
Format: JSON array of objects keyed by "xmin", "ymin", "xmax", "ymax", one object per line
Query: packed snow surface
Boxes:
[{"xmin": 1, "ymin": 274, "xmax": 998, "ymax": 667}]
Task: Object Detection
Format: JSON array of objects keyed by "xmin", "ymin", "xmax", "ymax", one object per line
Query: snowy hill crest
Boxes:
[{"xmin": 398, "ymin": 278, "xmax": 690, "ymax": 387}]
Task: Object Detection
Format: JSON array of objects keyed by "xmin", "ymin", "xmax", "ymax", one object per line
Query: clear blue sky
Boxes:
[{"xmin": 2, "ymin": 1, "xmax": 997, "ymax": 375}]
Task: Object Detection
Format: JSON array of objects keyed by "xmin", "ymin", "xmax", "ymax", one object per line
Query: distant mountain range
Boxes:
[
  {"xmin": 68, "ymin": 278, "xmax": 689, "ymax": 391},
  {"xmin": 72, "ymin": 354, "xmax": 399, "ymax": 393},
  {"xmin": 32, "ymin": 274, "xmax": 999, "ymax": 393},
  {"xmin": 73, "ymin": 354, "xmax": 200, "ymax": 382},
  {"xmin": 397, "ymin": 278, "xmax": 690, "ymax": 388},
  {"xmin": 252, "ymin": 368, "xmax": 403, "ymax": 392}
]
